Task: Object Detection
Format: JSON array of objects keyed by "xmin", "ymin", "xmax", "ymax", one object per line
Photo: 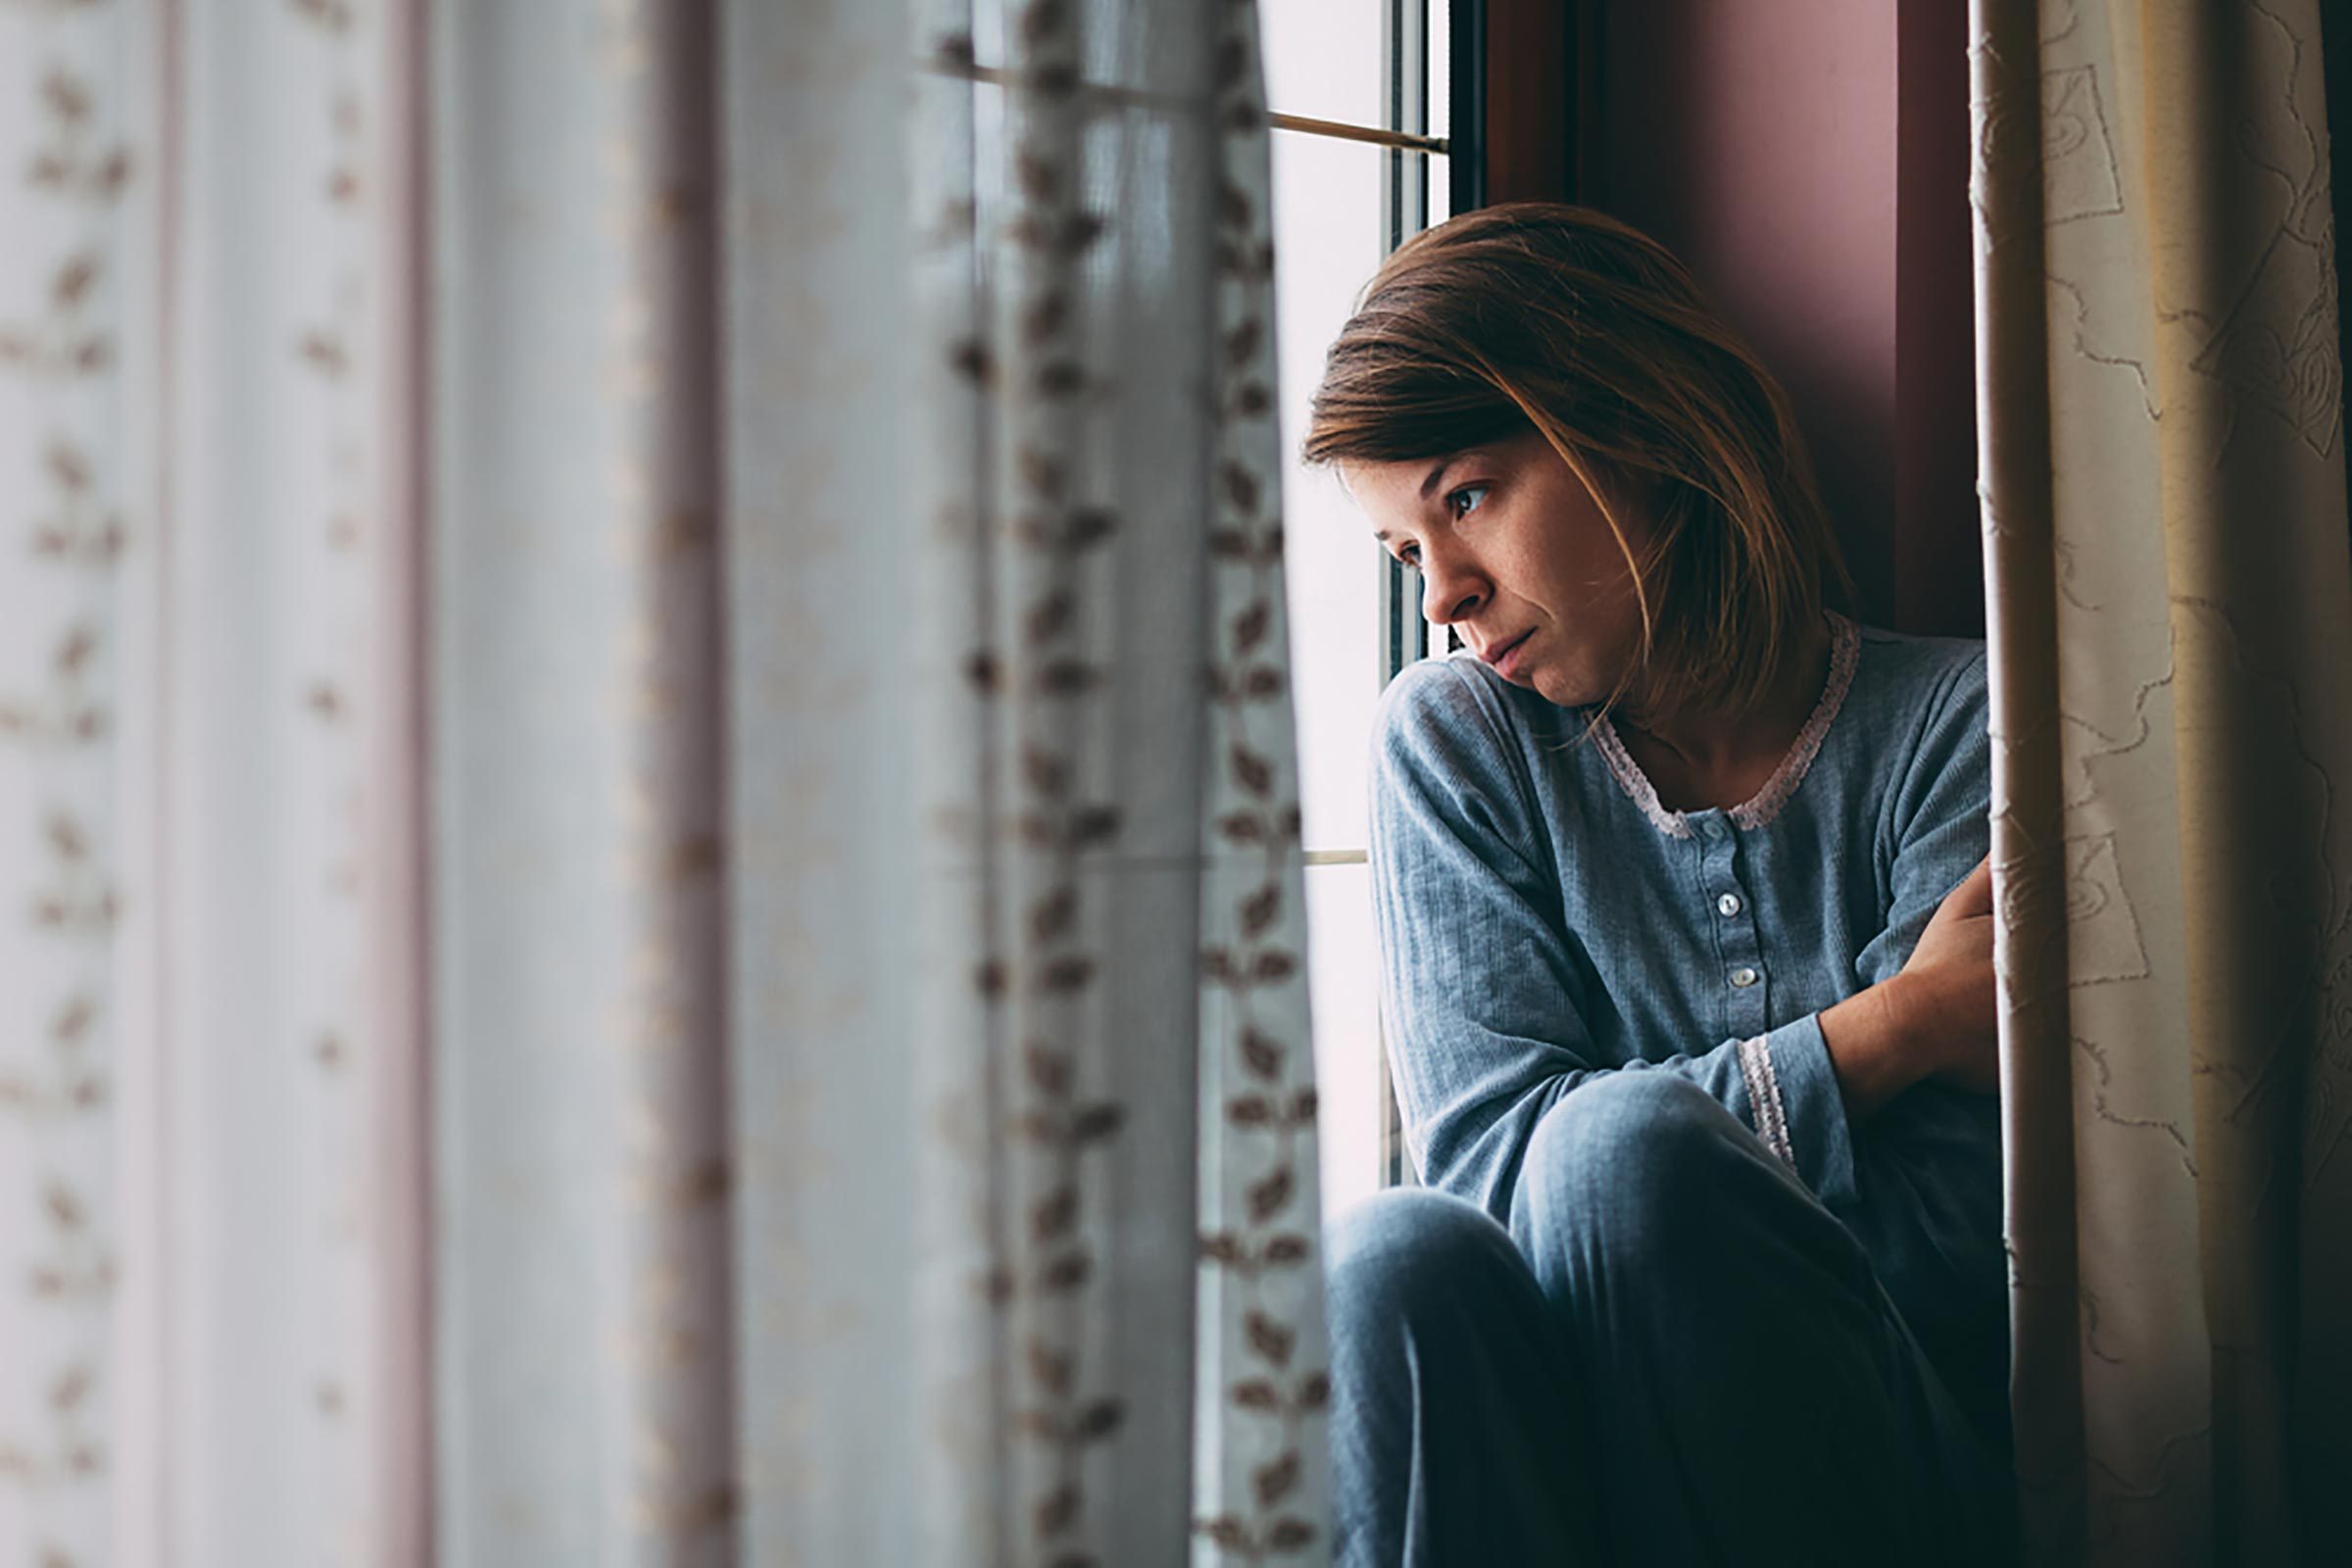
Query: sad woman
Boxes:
[{"xmin": 1307, "ymin": 203, "xmax": 2014, "ymax": 1567}]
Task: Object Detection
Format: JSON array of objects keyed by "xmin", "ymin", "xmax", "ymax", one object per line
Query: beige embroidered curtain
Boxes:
[
  {"xmin": 0, "ymin": 1, "xmax": 1327, "ymax": 1563},
  {"xmin": 1970, "ymin": 2, "xmax": 2352, "ymax": 1561}
]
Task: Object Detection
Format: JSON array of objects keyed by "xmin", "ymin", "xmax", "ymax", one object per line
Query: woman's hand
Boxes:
[
  {"xmin": 1896, "ymin": 857, "xmax": 1999, "ymax": 1094},
  {"xmin": 1819, "ymin": 858, "xmax": 2000, "ymax": 1120}
]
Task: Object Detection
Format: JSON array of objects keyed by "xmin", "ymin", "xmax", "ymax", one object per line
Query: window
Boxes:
[{"xmin": 1262, "ymin": 1, "xmax": 1461, "ymax": 1220}]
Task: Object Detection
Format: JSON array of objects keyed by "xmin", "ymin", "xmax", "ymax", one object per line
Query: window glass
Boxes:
[
  {"xmin": 1259, "ymin": 2, "xmax": 1384, "ymax": 132},
  {"xmin": 1264, "ymin": 1, "xmax": 1451, "ymax": 1218}
]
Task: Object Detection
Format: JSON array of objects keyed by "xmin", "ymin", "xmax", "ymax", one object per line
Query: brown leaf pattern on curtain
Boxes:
[
  {"xmin": 918, "ymin": 0, "xmax": 1168, "ymax": 1553},
  {"xmin": 912, "ymin": 0, "xmax": 1325, "ymax": 1557},
  {"xmin": 24, "ymin": 64, "xmax": 132, "ymax": 201},
  {"xmin": 976, "ymin": 2, "xmax": 1141, "ymax": 1558},
  {"xmin": 0, "ymin": 251, "xmax": 111, "ymax": 375},
  {"xmin": 27, "ymin": 439, "xmax": 124, "ymax": 565},
  {"xmin": 0, "ymin": 5, "xmax": 124, "ymax": 1561},
  {"xmin": 1195, "ymin": 3, "xmax": 1327, "ymax": 1560}
]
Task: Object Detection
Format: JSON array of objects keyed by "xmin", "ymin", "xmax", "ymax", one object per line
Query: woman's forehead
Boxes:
[{"xmin": 1340, "ymin": 454, "xmax": 1455, "ymax": 520}]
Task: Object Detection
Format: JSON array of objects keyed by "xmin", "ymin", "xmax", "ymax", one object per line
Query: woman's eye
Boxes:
[{"xmin": 1448, "ymin": 484, "xmax": 1490, "ymax": 520}]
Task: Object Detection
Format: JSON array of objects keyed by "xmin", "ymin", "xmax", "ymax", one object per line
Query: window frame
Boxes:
[{"xmin": 1267, "ymin": 0, "xmax": 1587, "ymax": 1201}]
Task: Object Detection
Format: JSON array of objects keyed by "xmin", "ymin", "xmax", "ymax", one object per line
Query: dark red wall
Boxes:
[{"xmin": 1578, "ymin": 0, "xmax": 1983, "ymax": 636}]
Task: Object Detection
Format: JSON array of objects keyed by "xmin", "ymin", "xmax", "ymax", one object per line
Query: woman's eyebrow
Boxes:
[{"xmin": 1417, "ymin": 455, "xmax": 1461, "ymax": 500}]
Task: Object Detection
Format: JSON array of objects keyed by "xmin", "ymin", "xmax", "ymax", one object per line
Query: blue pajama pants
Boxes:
[{"xmin": 1325, "ymin": 1073, "xmax": 2016, "ymax": 1566}]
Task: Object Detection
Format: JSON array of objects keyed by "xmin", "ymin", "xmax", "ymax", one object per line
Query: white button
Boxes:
[
  {"xmin": 1729, "ymin": 966, "xmax": 1760, "ymax": 989},
  {"xmin": 1717, "ymin": 892, "xmax": 1743, "ymax": 917}
]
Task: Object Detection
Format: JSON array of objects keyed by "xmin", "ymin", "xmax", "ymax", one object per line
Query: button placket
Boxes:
[{"xmin": 1700, "ymin": 821, "xmax": 1766, "ymax": 1033}]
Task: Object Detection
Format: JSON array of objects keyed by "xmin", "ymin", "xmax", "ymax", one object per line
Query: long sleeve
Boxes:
[
  {"xmin": 1841, "ymin": 646, "xmax": 2001, "ymax": 1239},
  {"xmin": 1854, "ymin": 645, "xmax": 1994, "ymax": 988},
  {"xmin": 1367, "ymin": 660, "xmax": 1856, "ymax": 1223},
  {"xmin": 1839, "ymin": 646, "xmax": 2011, "ymax": 1440}
]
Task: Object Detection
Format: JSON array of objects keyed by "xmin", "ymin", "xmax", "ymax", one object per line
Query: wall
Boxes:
[{"xmin": 1580, "ymin": 0, "xmax": 1983, "ymax": 635}]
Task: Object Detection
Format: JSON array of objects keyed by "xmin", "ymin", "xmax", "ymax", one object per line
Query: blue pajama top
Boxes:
[{"xmin": 1367, "ymin": 612, "xmax": 2009, "ymax": 1443}]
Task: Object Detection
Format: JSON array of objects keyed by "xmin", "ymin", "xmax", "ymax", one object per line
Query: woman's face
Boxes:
[{"xmin": 1341, "ymin": 427, "xmax": 1645, "ymax": 710}]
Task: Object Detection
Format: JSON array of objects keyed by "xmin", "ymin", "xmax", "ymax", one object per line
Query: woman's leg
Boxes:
[
  {"xmin": 1507, "ymin": 1071, "xmax": 2015, "ymax": 1567},
  {"xmin": 1325, "ymin": 1186, "xmax": 1600, "ymax": 1567}
]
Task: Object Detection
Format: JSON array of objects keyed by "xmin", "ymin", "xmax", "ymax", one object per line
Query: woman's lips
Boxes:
[{"xmin": 1486, "ymin": 629, "xmax": 1535, "ymax": 678}]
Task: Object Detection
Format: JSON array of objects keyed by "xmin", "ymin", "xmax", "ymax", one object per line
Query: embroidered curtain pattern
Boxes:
[
  {"xmin": 895, "ymin": 0, "xmax": 1327, "ymax": 1558},
  {"xmin": 3, "ymin": 0, "xmax": 431, "ymax": 1560},
  {"xmin": 0, "ymin": 9, "xmax": 135, "ymax": 1564},
  {"xmin": 1970, "ymin": 1, "xmax": 2352, "ymax": 1561},
  {"xmin": 0, "ymin": 0, "xmax": 1328, "ymax": 1564}
]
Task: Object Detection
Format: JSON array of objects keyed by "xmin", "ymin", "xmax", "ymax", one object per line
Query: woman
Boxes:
[{"xmin": 1305, "ymin": 204, "xmax": 2013, "ymax": 1565}]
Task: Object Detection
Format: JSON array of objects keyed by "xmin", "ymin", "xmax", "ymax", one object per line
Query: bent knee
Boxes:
[
  {"xmin": 1524, "ymin": 1072, "xmax": 1726, "ymax": 1192},
  {"xmin": 1325, "ymin": 1187, "xmax": 1522, "ymax": 1326},
  {"xmin": 1515, "ymin": 1073, "xmax": 1744, "ymax": 1252}
]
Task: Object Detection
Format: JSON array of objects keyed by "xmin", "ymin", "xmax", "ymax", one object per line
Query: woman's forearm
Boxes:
[
  {"xmin": 1817, "ymin": 974, "xmax": 1933, "ymax": 1123},
  {"xmin": 1821, "ymin": 858, "xmax": 2002, "ymax": 1122}
]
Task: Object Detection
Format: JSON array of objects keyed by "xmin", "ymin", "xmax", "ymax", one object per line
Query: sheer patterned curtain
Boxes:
[
  {"xmin": 0, "ymin": 0, "xmax": 1327, "ymax": 1563},
  {"xmin": 1, "ymin": 1, "xmax": 432, "ymax": 1560},
  {"xmin": 1970, "ymin": 1, "xmax": 2352, "ymax": 1561}
]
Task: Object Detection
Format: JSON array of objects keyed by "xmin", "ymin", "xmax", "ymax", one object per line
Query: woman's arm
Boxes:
[
  {"xmin": 1819, "ymin": 648, "xmax": 2000, "ymax": 1118},
  {"xmin": 1369, "ymin": 661, "xmax": 1859, "ymax": 1222},
  {"xmin": 1812, "ymin": 647, "xmax": 2009, "ymax": 1444},
  {"xmin": 1820, "ymin": 859, "xmax": 1997, "ymax": 1118}
]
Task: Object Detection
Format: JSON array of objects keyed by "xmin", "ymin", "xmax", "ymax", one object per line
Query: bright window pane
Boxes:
[
  {"xmin": 1264, "ymin": 2, "xmax": 1450, "ymax": 1219},
  {"xmin": 1429, "ymin": 0, "xmax": 1452, "ymax": 152},
  {"xmin": 1304, "ymin": 862, "xmax": 1383, "ymax": 1216},
  {"xmin": 1273, "ymin": 128, "xmax": 1393, "ymax": 857},
  {"xmin": 1260, "ymin": 2, "xmax": 1383, "ymax": 130}
]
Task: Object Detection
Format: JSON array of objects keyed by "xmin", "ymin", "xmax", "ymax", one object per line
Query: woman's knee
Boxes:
[
  {"xmin": 1325, "ymin": 1187, "xmax": 1523, "ymax": 1331},
  {"xmin": 1513, "ymin": 1072, "xmax": 1739, "ymax": 1259}
]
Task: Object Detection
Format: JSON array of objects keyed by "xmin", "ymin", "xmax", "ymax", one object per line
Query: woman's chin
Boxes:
[
  {"xmin": 1528, "ymin": 668, "xmax": 1611, "ymax": 710},
  {"xmin": 1518, "ymin": 666, "xmax": 1572, "ymax": 704}
]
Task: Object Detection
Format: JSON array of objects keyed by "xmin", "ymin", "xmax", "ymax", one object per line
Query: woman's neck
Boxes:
[{"xmin": 1611, "ymin": 616, "xmax": 1835, "ymax": 814}]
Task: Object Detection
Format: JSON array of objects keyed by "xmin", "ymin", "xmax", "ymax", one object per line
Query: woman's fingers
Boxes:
[{"xmin": 1945, "ymin": 856, "xmax": 1994, "ymax": 918}]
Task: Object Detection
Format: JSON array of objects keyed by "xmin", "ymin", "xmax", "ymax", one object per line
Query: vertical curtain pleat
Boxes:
[
  {"xmin": 109, "ymin": 1, "xmax": 172, "ymax": 1559},
  {"xmin": 161, "ymin": 3, "xmax": 405, "ymax": 1556},
  {"xmin": 721, "ymin": 0, "xmax": 928, "ymax": 1559},
  {"xmin": 1967, "ymin": 3, "xmax": 2082, "ymax": 1552},
  {"xmin": 1190, "ymin": 4, "xmax": 1330, "ymax": 1560},
  {"xmin": 366, "ymin": 0, "xmax": 435, "ymax": 1553},
  {"xmin": 1, "ymin": 0, "xmax": 431, "ymax": 1560},
  {"xmin": 1972, "ymin": 1, "xmax": 2352, "ymax": 1560},
  {"xmin": 890, "ymin": 0, "xmax": 1312, "ymax": 1560},
  {"xmin": 430, "ymin": 0, "xmax": 732, "ymax": 1559},
  {"xmin": 906, "ymin": 0, "xmax": 998, "ymax": 1552}
]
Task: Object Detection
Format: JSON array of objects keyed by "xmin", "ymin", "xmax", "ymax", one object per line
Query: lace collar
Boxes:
[{"xmin": 1590, "ymin": 612, "xmax": 1860, "ymax": 840}]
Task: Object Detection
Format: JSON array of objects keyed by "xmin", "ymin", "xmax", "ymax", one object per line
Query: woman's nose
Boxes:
[{"xmin": 1420, "ymin": 553, "xmax": 1487, "ymax": 625}]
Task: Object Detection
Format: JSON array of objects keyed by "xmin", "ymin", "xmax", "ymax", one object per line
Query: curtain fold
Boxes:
[
  {"xmin": 1971, "ymin": 2, "xmax": 2352, "ymax": 1561},
  {"xmin": 722, "ymin": 0, "xmax": 930, "ymax": 1557},
  {"xmin": 4, "ymin": 0, "xmax": 431, "ymax": 1560},
  {"xmin": 0, "ymin": 0, "xmax": 1326, "ymax": 1563},
  {"xmin": 430, "ymin": 0, "xmax": 735, "ymax": 1556}
]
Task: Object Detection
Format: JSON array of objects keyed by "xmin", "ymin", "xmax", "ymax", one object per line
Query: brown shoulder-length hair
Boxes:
[{"xmin": 1303, "ymin": 201, "xmax": 1852, "ymax": 723}]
